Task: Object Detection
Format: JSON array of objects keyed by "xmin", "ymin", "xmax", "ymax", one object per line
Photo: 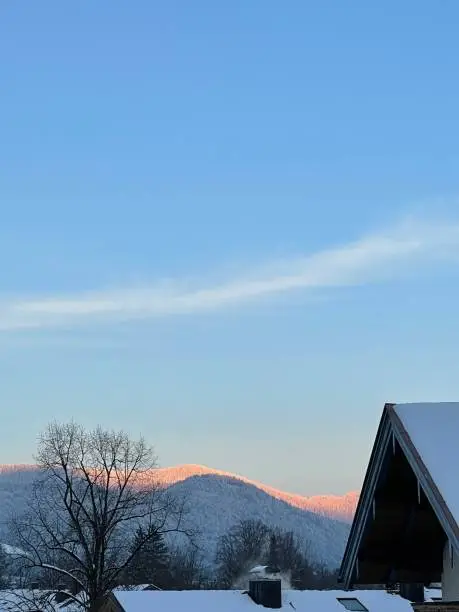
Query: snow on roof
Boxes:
[
  {"xmin": 394, "ymin": 402, "xmax": 459, "ymax": 527},
  {"xmin": 1, "ymin": 543, "xmax": 25, "ymax": 556},
  {"xmin": 424, "ymin": 586, "xmax": 442, "ymax": 601},
  {"xmin": 115, "ymin": 590, "xmax": 255, "ymax": 612},
  {"xmin": 0, "ymin": 590, "xmax": 82, "ymax": 612},
  {"xmin": 114, "ymin": 589, "xmax": 414, "ymax": 612},
  {"xmin": 249, "ymin": 565, "xmax": 268, "ymax": 573}
]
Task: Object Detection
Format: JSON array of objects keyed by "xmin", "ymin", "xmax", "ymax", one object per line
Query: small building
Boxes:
[{"xmin": 339, "ymin": 403, "xmax": 459, "ymax": 610}]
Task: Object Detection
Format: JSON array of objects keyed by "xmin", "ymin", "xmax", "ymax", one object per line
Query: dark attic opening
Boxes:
[{"xmin": 352, "ymin": 435, "xmax": 445, "ymax": 586}]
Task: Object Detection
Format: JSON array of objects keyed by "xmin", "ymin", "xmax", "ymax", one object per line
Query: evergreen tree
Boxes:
[{"xmin": 125, "ymin": 526, "xmax": 170, "ymax": 588}]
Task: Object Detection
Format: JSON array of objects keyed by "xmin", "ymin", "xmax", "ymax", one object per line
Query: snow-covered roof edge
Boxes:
[
  {"xmin": 113, "ymin": 588, "xmax": 415, "ymax": 612},
  {"xmin": 390, "ymin": 404, "xmax": 459, "ymax": 548}
]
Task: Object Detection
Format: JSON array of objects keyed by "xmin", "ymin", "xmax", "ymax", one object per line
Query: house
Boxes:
[
  {"xmin": 105, "ymin": 587, "xmax": 421, "ymax": 612},
  {"xmin": 339, "ymin": 403, "xmax": 459, "ymax": 609},
  {"xmin": 0, "ymin": 587, "xmax": 438, "ymax": 612}
]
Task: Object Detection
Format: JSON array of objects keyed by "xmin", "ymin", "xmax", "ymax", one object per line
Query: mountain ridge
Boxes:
[
  {"xmin": 0, "ymin": 462, "xmax": 359, "ymax": 523},
  {"xmin": 152, "ymin": 464, "xmax": 358, "ymax": 522}
]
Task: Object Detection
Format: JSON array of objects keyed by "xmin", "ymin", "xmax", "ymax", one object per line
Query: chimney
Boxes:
[
  {"xmin": 248, "ymin": 579, "xmax": 282, "ymax": 609},
  {"xmin": 399, "ymin": 583, "xmax": 425, "ymax": 603}
]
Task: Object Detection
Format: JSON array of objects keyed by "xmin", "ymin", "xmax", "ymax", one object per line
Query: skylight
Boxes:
[{"xmin": 337, "ymin": 598, "xmax": 369, "ymax": 612}]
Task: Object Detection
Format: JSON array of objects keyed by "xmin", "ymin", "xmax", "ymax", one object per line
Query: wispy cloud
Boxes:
[{"xmin": 2, "ymin": 217, "xmax": 459, "ymax": 332}]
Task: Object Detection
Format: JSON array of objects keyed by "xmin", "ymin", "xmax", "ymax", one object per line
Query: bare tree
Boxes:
[
  {"xmin": 215, "ymin": 520, "xmax": 320, "ymax": 590},
  {"xmin": 166, "ymin": 544, "xmax": 208, "ymax": 590},
  {"xmin": 269, "ymin": 529, "xmax": 316, "ymax": 589},
  {"xmin": 9, "ymin": 422, "xmax": 192, "ymax": 612},
  {"xmin": 215, "ymin": 519, "xmax": 270, "ymax": 588}
]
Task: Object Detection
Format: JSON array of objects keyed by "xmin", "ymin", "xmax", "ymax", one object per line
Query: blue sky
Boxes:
[{"xmin": 1, "ymin": 1, "xmax": 459, "ymax": 495}]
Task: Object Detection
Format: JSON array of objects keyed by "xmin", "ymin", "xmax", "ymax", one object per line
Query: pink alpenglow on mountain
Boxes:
[
  {"xmin": 0, "ymin": 463, "xmax": 359, "ymax": 523},
  {"xmin": 151, "ymin": 464, "xmax": 359, "ymax": 523}
]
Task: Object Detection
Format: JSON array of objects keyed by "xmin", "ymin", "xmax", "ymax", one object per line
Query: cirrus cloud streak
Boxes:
[{"xmin": 1, "ymin": 217, "xmax": 459, "ymax": 331}]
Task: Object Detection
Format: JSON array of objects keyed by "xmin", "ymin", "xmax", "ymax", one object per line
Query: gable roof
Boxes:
[
  {"xmin": 339, "ymin": 402, "xmax": 459, "ymax": 588},
  {"xmin": 113, "ymin": 589, "xmax": 415, "ymax": 612}
]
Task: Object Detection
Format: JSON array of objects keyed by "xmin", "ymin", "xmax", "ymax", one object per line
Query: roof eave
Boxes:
[{"xmin": 339, "ymin": 404, "xmax": 395, "ymax": 587}]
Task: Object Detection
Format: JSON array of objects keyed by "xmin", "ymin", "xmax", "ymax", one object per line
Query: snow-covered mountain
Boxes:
[
  {"xmin": 165, "ymin": 473, "xmax": 351, "ymax": 569},
  {"xmin": 0, "ymin": 464, "xmax": 356, "ymax": 569},
  {"xmin": 152, "ymin": 464, "xmax": 358, "ymax": 523}
]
